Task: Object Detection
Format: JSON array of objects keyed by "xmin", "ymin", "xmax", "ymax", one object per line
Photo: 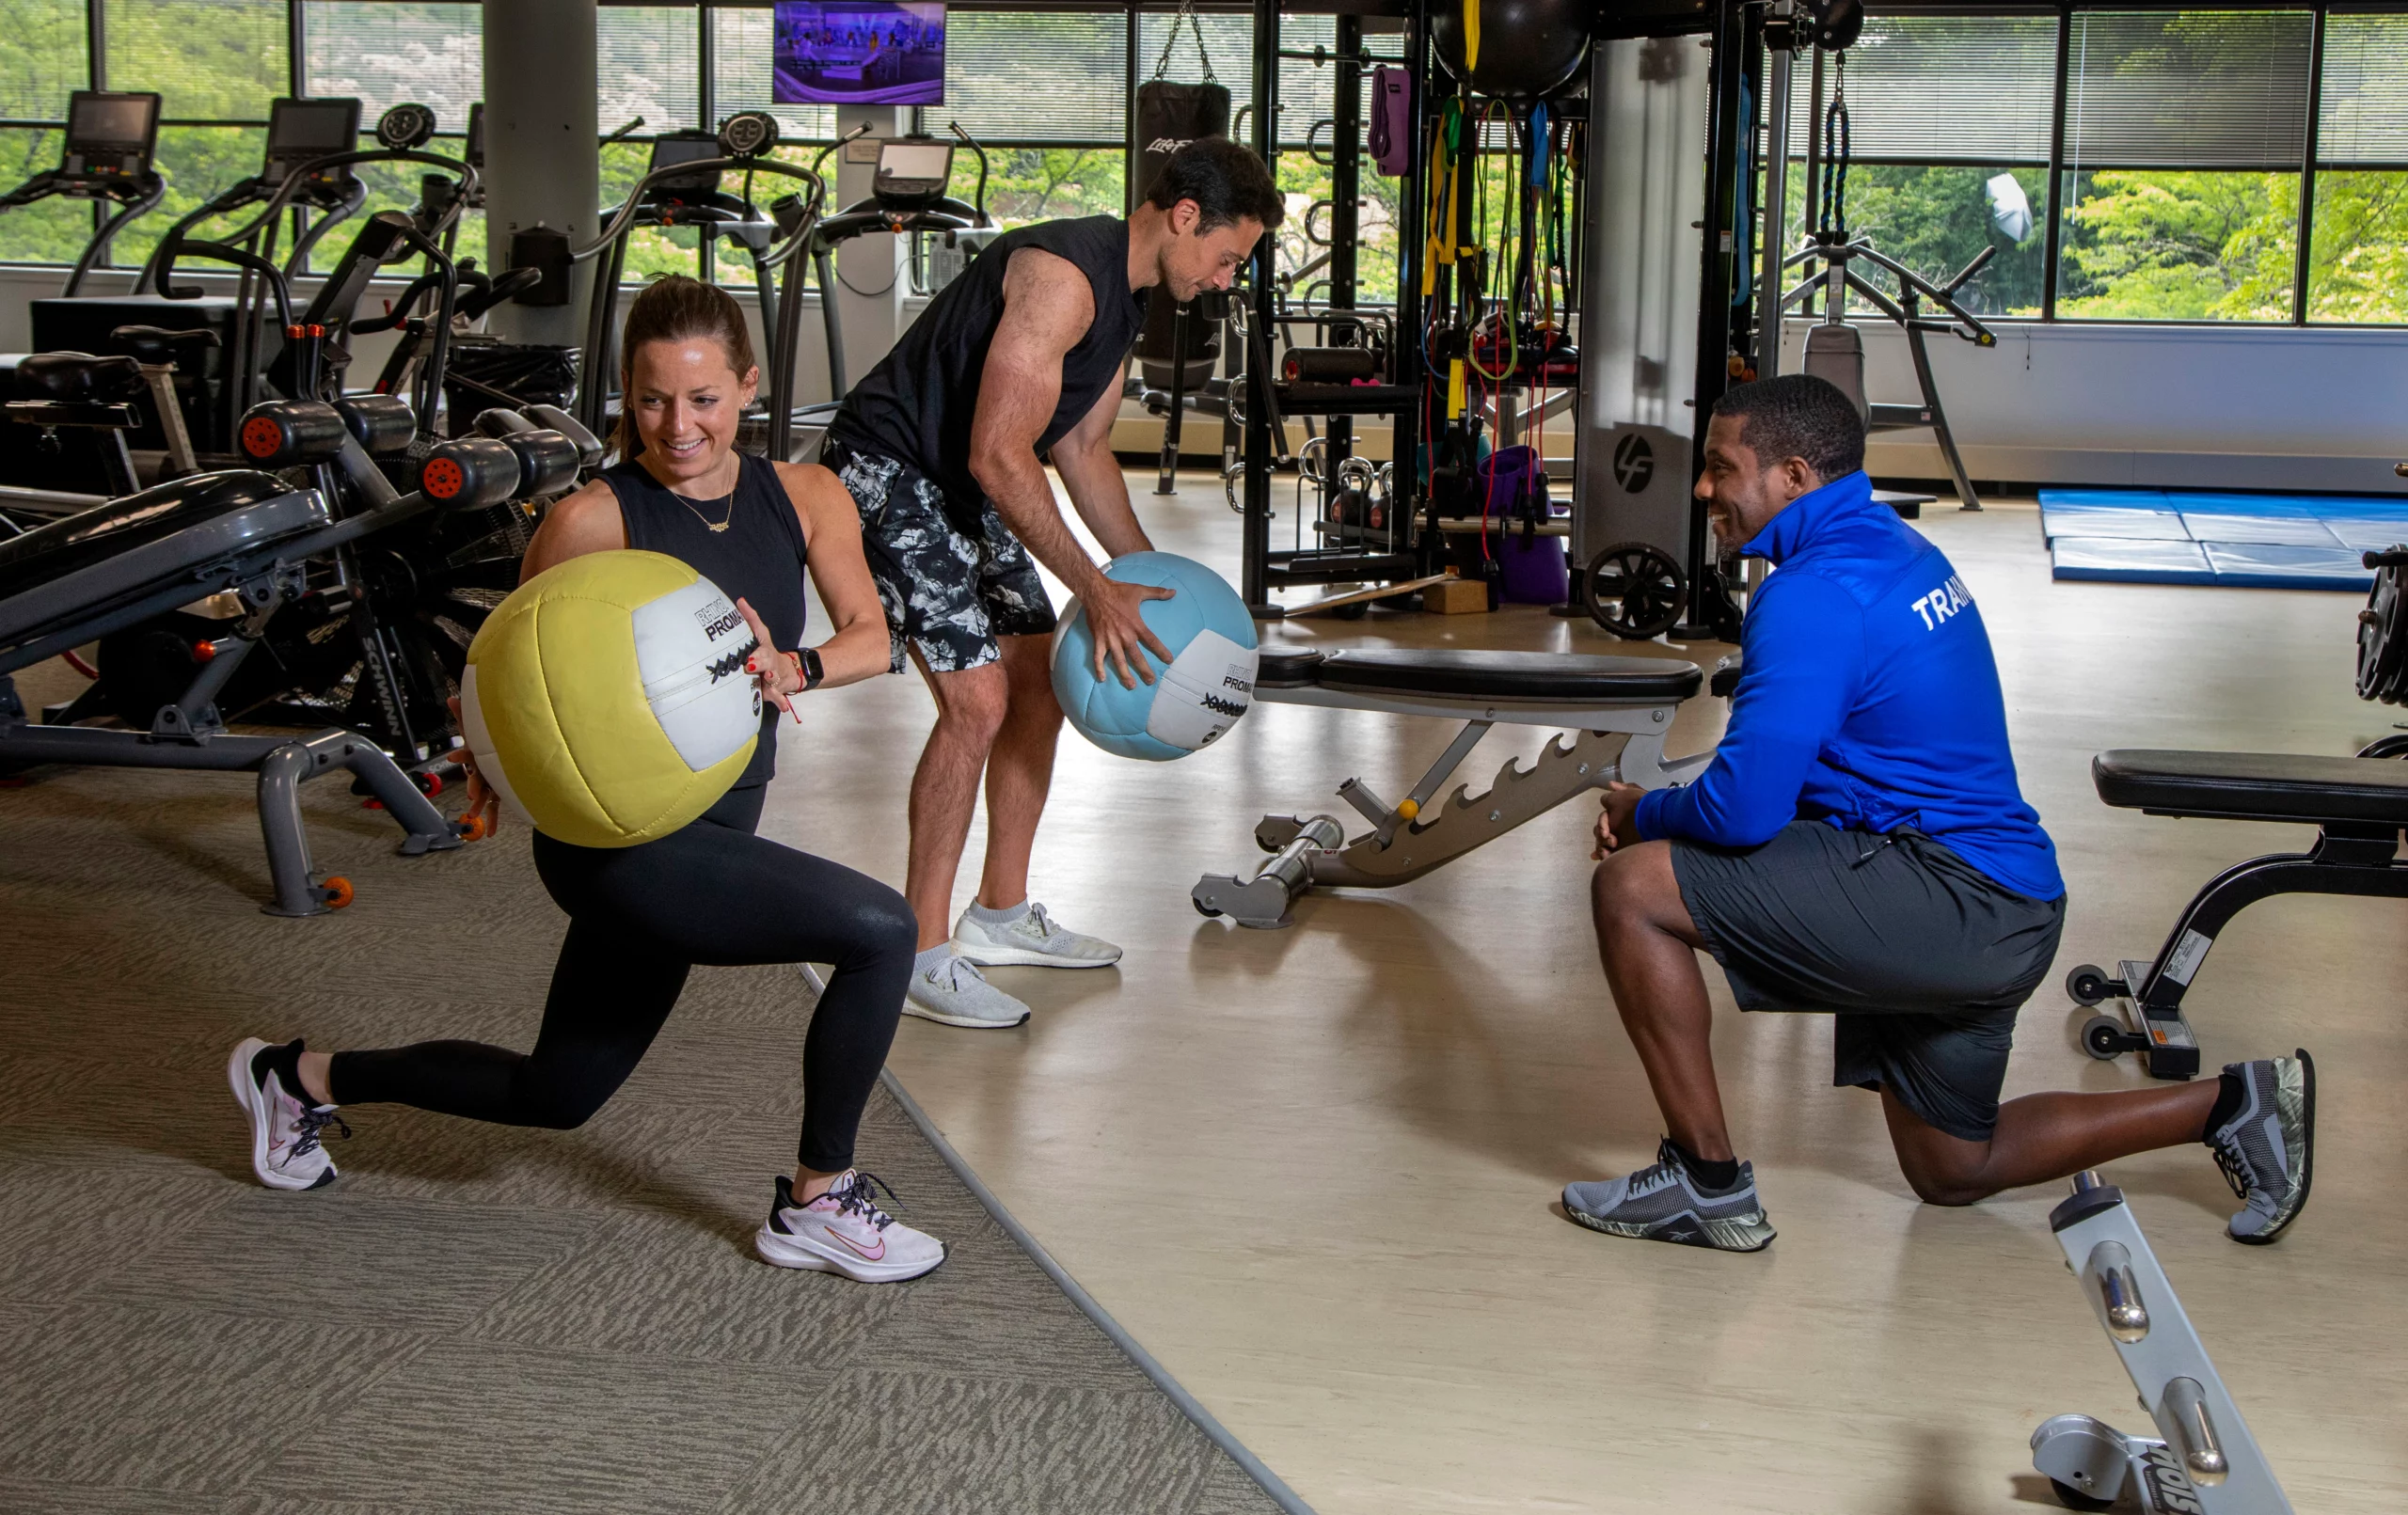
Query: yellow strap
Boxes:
[
  {"xmin": 1464, "ymin": 0, "xmax": 1481, "ymax": 72},
  {"xmin": 1447, "ymin": 358, "xmax": 1466, "ymax": 419}
]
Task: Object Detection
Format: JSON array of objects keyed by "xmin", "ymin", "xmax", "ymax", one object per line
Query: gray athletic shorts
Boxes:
[
  {"xmin": 1671, "ymin": 820, "xmax": 2067, "ymax": 1143},
  {"xmin": 823, "ymin": 438, "xmax": 1056, "ymax": 674}
]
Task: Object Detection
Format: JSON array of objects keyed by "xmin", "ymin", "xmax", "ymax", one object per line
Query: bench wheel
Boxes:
[
  {"xmin": 2065, "ymin": 962, "xmax": 2113, "ymax": 1007},
  {"xmin": 1193, "ymin": 897, "xmax": 1222, "ymax": 918},
  {"xmin": 319, "ymin": 876, "xmax": 356, "ymax": 910},
  {"xmin": 2080, "ymin": 1015, "xmax": 2127, "ymax": 1061},
  {"xmin": 2049, "ymin": 1478, "xmax": 2114, "ymax": 1512},
  {"xmin": 456, "ymin": 813, "xmax": 489, "ymax": 842}
]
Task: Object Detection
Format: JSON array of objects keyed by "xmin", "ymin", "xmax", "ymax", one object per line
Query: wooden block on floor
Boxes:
[{"xmin": 1424, "ymin": 577, "xmax": 1488, "ymax": 614}]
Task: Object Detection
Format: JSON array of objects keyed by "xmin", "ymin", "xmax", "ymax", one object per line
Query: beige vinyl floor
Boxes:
[{"xmin": 758, "ymin": 473, "xmax": 2406, "ymax": 1514}]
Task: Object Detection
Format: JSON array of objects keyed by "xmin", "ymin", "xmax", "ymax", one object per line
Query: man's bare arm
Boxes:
[
  {"xmin": 969, "ymin": 248, "xmax": 1103, "ymax": 592},
  {"xmin": 1051, "ymin": 374, "xmax": 1151, "ymax": 560},
  {"xmin": 969, "ymin": 248, "xmax": 1170, "ymax": 686}
]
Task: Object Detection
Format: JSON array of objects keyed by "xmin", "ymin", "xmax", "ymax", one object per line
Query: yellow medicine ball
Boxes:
[{"xmin": 460, "ymin": 549, "xmax": 762, "ymax": 847}]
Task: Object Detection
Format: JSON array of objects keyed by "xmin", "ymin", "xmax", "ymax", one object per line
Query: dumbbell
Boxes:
[
  {"xmin": 414, "ymin": 437, "xmax": 524, "ymax": 510},
  {"xmin": 238, "ymin": 400, "xmax": 351, "ymax": 467},
  {"xmin": 415, "ymin": 432, "xmax": 581, "ymax": 509},
  {"xmin": 333, "ymin": 394, "xmax": 418, "ymax": 455}
]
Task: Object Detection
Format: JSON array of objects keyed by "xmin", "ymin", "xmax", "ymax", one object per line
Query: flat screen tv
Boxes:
[{"xmin": 772, "ymin": 3, "xmax": 945, "ymax": 107}]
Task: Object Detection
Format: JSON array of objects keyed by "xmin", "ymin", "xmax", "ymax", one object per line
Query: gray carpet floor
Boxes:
[{"xmin": 0, "ymin": 722, "xmax": 1286, "ymax": 1515}]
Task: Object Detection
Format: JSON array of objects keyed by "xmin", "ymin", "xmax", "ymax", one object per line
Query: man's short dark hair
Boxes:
[
  {"xmin": 1146, "ymin": 137, "xmax": 1285, "ymax": 233},
  {"xmin": 1711, "ymin": 374, "xmax": 1865, "ymax": 481}
]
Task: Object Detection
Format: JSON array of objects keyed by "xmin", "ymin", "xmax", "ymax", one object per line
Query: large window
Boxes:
[
  {"xmin": 1779, "ymin": 11, "xmax": 2059, "ymax": 316},
  {"xmin": 14, "ymin": 2, "xmax": 2408, "ymax": 326},
  {"xmin": 2053, "ymin": 8, "xmax": 2311, "ymax": 320}
]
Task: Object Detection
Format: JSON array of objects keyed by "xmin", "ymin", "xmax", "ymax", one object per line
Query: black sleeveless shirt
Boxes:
[
  {"xmin": 825, "ymin": 213, "xmax": 1150, "ymax": 533},
  {"xmin": 599, "ymin": 451, "xmax": 807, "ymax": 791}
]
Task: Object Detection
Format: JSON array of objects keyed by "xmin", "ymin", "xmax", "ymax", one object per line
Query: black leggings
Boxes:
[{"xmin": 328, "ymin": 786, "xmax": 912, "ymax": 1172}]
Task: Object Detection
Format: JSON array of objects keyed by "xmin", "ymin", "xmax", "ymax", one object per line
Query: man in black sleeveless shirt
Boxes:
[{"xmin": 819, "ymin": 138, "xmax": 1281, "ymax": 1029}]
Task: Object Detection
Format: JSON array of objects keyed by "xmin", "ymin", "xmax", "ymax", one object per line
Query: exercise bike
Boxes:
[{"xmin": 54, "ymin": 139, "xmax": 570, "ymax": 774}]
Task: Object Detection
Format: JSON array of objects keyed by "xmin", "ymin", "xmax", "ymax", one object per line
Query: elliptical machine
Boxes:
[
  {"xmin": 791, "ymin": 123, "xmax": 997, "ymax": 450},
  {"xmin": 0, "ymin": 90, "xmax": 166, "ymax": 297},
  {"xmin": 571, "ymin": 111, "xmax": 827, "ymax": 462}
]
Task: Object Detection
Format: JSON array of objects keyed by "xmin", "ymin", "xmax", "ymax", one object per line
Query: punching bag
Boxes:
[{"xmin": 1132, "ymin": 2, "xmax": 1229, "ymax": 200}]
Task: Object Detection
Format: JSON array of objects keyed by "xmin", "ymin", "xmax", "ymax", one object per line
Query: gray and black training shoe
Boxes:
[
  {"xmin": 2208, "ymin": 1049, "xmax": 2315, "ymax": 1244},
  {"xmin": 1562, "ymin": 1139, "xmax": 1777, "ymax": 1253}
]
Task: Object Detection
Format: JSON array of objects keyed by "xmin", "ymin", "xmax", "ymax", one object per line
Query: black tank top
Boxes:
[
  {"xmin": 825, "ymin": 213, "xmax": 1150, "ymax": 532},
  {"xmin": 600, "ymin": 451, "xmax": 807, "ymax": 790}
]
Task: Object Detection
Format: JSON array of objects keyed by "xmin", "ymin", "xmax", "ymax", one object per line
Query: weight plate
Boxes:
[{"xmin": 1583, "ymin": 541, "xmax": 1687, "ymax": 640}]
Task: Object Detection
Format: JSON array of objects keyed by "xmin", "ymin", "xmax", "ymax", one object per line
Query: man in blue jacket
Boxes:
[{"xmin": 1566, "ymin": 375, "xmax": 2314, "ymax": 1253}]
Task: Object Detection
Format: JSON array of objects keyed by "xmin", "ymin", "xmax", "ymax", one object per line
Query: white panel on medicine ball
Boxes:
[
  {"xmin": 1147, "ymin": 629, "xmax": 1258, "ymax": 751},
  {"xmin": 631, "ymin": 580, "xmax": 763, "ymax": 774}
]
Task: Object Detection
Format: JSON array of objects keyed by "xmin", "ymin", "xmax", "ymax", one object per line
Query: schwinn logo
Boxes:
[
  {"xmin": 1200, "ymin": 692, "xmax": 1246, "ymax": 718},
  {"xmin": 694, "ymin": 597, "xmax": 742, "ymax": 640}
]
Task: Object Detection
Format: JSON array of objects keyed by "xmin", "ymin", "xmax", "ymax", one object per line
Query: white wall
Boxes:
[{"xmin": 1799, "ymin": 318, "xmax": 2408, "ymax": 497}]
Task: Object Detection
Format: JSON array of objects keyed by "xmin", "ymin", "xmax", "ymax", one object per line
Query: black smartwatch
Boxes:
[{"xmin": 798, "ymin": 646, "xmax": 826, "ymax": 691}]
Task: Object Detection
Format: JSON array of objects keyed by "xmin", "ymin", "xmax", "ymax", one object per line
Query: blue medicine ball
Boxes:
[{"xmin": 1052, "ymin": 552, "xmax": 1260, "ymax": 761}]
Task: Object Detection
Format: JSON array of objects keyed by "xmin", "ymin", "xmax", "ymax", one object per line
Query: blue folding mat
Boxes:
[{"xmin": 2040, "ymin": 487, "xmax": 2408, "ymax": 590}]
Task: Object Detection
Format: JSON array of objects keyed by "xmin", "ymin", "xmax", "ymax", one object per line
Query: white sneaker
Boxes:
[
  {"xmin": 754, "ymin": 1171, "xmax": 945, "ymax": 1283},
  {"xmin": 950, "ymin": 901, "xmax": 1122, "ymax": 970},
  {"xmin": 227, "ymin": 1037, "xmax": 347, "ymax": 1191},
  {"xmin": 903, "ymin": 953, "xmax": 1031, "ymax": 1029}
]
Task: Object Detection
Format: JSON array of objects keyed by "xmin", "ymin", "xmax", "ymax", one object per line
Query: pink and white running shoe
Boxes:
[{"xmin": 754, "ymin": 1170, "xmax": 945, "ymax": 1283}]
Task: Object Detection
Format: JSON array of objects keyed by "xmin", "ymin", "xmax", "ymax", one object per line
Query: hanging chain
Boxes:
[{"xmin": 1151, "ymin": 0, "xmax": 1217, "ymax": 83}]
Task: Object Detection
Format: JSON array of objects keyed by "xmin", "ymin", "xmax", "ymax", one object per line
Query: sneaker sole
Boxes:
[
  {"xmin": 947, "ymin": 939, "xmax": 1121, "ymax": 970},
  {"xmin": 901, "ymin": 998, "xmax": 1030, "ymax": 1030},
  {"xmin": 1565, "ymin": 1204, "xmax": 1776, "ymax": 1254},
  {"xmin": 2233, "ymin": 1049, "xmax": 2315, "ymax": 1246},
  {"xmin": 225, "ymin": 1038, "xmax": 335, "ymax": 1192},
  {"xmin": 753, "ymin": 1223, "xmax": 944, "ymax": 1283}
]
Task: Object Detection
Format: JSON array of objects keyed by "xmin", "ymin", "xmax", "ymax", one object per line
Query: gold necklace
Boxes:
[{"xmin": 668, "ymin": 486, "xmax": 737, "ymax": 533}]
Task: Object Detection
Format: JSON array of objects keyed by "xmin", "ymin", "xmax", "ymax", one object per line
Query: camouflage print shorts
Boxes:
[{"xmin": 822, "ymin": 439, "xmax": 1057, "ymax": 674}]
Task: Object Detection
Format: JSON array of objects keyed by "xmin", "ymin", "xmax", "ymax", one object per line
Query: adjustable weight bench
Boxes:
[
  {"xmin": 2067, "ymin": 747, "xmax": 2408, "ymax": 1079},
  {"xmin": 1191, "ymin": 646, "xmax": 1710, "ymax": 927}
]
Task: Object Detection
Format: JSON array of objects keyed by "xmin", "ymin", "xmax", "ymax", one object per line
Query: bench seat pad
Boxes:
[
  {"xmin": 1259, "ymin": 646, "xmax": 1703, "ymax": 702},
  {"xmin": 2094, "ymin": 749, "xmax": 2408, "ymax": 827}
]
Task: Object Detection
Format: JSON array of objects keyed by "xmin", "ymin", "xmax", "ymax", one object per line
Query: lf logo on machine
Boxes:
[{"xmin": 1613, "ymin": 434, "xmax": 1655, "ymax": 493}]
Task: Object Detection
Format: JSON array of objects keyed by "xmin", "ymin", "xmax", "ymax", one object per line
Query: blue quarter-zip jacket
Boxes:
[{"xmin": 1634, "ymin": 470, "xmax": 2063, "ymax": 901}]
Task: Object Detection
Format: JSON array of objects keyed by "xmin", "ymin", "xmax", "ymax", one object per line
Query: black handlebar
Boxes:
[{"xmin": 1943, "ymin": 245, "xmax": 1999, "ymax": 297}]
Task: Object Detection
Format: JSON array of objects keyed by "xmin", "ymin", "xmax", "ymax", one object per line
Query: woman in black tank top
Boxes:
[{"xmin": 230, "ymin": 276, "xmax": 944, "ymax": 1282}]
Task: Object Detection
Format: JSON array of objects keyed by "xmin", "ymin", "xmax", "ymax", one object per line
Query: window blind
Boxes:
[
  {"xmin": 1, "ymin": 0, "xmax": 87, "ymax": 122},
  {"xmin": 2065, "ymin": 8, "xmax": 2311, "ymax": 170},
  {"xmin": 599, "ymin": 4, "xmax": 701, "ymax": 135},
  {"xmin": 943, "ymin": 8, "xmax": 1126, "ymax": 146},
  {"xmin": 1788, "ymin": 11, "xmax": 2058, "ymax": 163},
  {"xmin": 2318, "ymin": 11, "xmax": 2408, "ymax": 166},
  {"xmin": 304, "ymin": 2, "xmax": 483, "ymax": 132},
  {"xmin": 107, "ymin": 0, "xmax": 288, "ymax": 122}
]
